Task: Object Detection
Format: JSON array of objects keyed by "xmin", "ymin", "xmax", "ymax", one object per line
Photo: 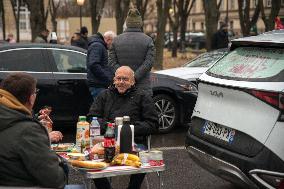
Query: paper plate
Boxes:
[{"xmin": 51, "ymin": 143, "xmax": 75, "ymax": 152}]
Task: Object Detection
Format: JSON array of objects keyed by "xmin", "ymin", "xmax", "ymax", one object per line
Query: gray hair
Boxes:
[{"xmin": 103, "ymin": 31, "xmax": 116, "ymax": 38}]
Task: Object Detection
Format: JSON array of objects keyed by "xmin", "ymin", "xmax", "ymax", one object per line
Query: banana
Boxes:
[
  {"xmin": 114, "ymin": 153, "xmax": 140, "ymax": 162},
  {"xmin": 111, "ymin": 153, "xmax": 141, "ymax": 167}
]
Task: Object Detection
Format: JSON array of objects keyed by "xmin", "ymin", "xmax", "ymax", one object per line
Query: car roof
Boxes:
[
  {"xmin": 0, "ymin": 43, "xmax": 87, "ymax": 53},
  {"xmin": 231, "ymin": 30, "xmax": 284, "ymax": 49}
]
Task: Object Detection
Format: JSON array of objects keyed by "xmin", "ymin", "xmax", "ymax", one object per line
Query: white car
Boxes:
[
  {"xmin": 154, "ymin": 49, "xmax": 227, "ymax": 133},
  {"xmin": 155, "ymin": 48, "xmax": 227, "ymax": 81},
  {"xmin": 186, "ymin": 30, "xmax": 284, "ymax": 189}
]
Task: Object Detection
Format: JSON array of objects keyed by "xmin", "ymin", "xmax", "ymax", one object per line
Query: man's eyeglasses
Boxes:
[
  {"xmin": 114, "ymin": 77, "xmax": 130, "ymax": 82},
  {"xmin": 34, "ymin": 88, "xmax": 40, "ymax": 95}
]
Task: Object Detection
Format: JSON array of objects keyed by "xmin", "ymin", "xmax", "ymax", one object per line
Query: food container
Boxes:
[
  {"xmin": 139, "ymin": 151, "xmax": 150, "ymax": 165},
  {"xmin": 90, "ymin": 142, "xmax": 105, "ymax": 160},
  {"xmin": 91, "ymin": 135, "xmax": 104, "ymax": 146},
  {"xmin": 148, "ymin": 150, "xmax": 164, "ymax": 166}
]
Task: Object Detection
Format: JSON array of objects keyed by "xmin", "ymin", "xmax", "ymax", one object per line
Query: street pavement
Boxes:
[{"xmin": 60, "ymin": 126, "xmax": 242, "ymax": 189}]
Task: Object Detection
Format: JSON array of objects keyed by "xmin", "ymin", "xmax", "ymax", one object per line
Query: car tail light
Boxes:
[
  {"xmin": 279, "ymin": 179, "xmax": 284, "ymax": 189},
  {"xmin": 249, "ymin": 90, "xmax": 284, "ymax": 120}
]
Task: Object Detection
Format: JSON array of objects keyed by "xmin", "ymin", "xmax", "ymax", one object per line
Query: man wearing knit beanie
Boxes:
[
  {"xmin": 125, "ymin": 8, "xmax": 143, "ymax": 28},
  {"xmin": 109, "ymin": 8, "xmax": 155, "ymax": 96}
]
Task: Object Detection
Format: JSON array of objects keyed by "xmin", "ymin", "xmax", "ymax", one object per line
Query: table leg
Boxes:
[
  {"xmin": 157, "ymin": 171, "xmax": 163, "ymax": 189},
  {"xmin": 83, "ymin": 177, "xmax": 92, "ymax": 189}
]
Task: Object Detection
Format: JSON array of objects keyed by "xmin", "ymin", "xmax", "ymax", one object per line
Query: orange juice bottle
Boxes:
[{"xmin": 75, "ymin": 116, "xmax": 90, "ymax": 152}]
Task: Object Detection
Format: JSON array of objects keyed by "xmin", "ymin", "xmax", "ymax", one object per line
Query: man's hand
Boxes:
[{"xmin": 49, "ymin": 131, "xmax": 63, "ymax": 143}]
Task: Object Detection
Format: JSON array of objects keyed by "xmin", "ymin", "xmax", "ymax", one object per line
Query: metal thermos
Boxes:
[{"xmin": 119, "ymin": 116, "xmax": 132, "ymax": 153}]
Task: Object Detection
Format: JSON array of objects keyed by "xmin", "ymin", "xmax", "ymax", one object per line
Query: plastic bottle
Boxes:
[
  {"xmin": 119, "ymin": 116, "xmax": 134, "ymax": 153},
  {"xmin": 104, "ymin": 123, "xmax": 115, "ymax": 163},
  {"xmin": 75, "ymin": 116, "xmax": 90, "ymax": 152},
  {"xmin": 90, "ymin": 117, "xmax": 100, "ymax": 148},
  {"xmin": 114, "ymin": 117, "xmax": 123, "ymax": 141}
]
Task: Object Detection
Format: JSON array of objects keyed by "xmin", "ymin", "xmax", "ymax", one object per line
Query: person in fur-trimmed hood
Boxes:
[{"xmin": 0, "ymin": 73, "xmax": 66, "ymax": 188}]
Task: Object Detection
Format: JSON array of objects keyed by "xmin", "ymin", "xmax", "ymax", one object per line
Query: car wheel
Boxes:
[{"xmin": 153, "ymin": 94, "xmax": 178, "ymax": 133}]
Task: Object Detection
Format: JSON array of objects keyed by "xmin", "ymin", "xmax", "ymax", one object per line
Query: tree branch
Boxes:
[{"xmin": 186, "ymin": 0, "xmax": 195, "ymax": 16}]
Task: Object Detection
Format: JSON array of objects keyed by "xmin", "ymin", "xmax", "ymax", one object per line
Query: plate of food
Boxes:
[
  {"xmin": 51, "ymin": 143, "xmax": 75, "ymax": 152},
  {"xmin": 66, "ymin": 153, "xmax": 87, "ymax": 160}
]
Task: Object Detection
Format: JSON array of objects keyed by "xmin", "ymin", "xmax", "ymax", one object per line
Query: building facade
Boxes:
[{"xmin": 1, "ymin": 0, "xmax": 284, "ymax": 42}]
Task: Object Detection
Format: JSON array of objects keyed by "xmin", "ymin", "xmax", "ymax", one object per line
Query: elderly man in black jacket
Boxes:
[
  {"xmin": 0, "ymin": 73, "xmax": 66, "ymax": 188},
  {"xmin": 88, "ymin": 66, "xmax": 158, "ymax": 189},
  {"xmin": 109, "ymin": 8, "xmax": 155, "ymax": 96}
]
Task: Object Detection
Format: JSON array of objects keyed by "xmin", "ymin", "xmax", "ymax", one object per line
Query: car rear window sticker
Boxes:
[{"xmin": 208, "ymin": 47, "xmax": 284, "ymax": 79}]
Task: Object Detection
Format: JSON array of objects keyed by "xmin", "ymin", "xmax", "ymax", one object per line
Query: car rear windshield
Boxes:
[
  {"xmin": 184, "ymin": 50, "xmax": 226, "ymax": 68},
  {"xmin": 207, "ymin": 47, "xmax": 284, "ymax": 82}
]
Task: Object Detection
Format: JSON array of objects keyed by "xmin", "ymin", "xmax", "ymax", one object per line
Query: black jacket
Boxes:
[
  {"xmin": 211, "ymin": 29, "xmax": 229, "ymax": 50},
  {"xmin": 88, "ymin": 86, "xmax": 158, "ymax": 142},
  {"xmin": 71, "ymin": 37, "xmax": 88, "ymax": 50},
  {"xmin": 0, "ymin": 104, "xmax": 66, "ymax": 188},
  {"xmin": 108, "ymin": 28, "xmax": 155, "ymax": 95},
  {"xmin": 87, "ymin": 34, "xmax": 113, "ymax": 88}
]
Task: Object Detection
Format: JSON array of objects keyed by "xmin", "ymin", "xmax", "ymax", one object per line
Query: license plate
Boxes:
[{"xmin": 202, "ymin": 121, "xmax": 235, "ymax": 143}]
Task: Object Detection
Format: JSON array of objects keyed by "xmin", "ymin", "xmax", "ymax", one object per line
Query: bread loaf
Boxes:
[{"xmin": 69, "ymin": 160, "xmax": 107, "ymax": 169}]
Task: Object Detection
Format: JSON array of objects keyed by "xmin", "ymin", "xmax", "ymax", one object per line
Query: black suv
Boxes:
[{"xmin": 0, "ymin": 44, "xmax": 197, "ymax": 132}]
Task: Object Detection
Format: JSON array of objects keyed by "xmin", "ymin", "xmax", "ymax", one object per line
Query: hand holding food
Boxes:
[
  {"xmin": 49, "ymin": 131, "xmax": 63, "ymax": 143},
  {"xmin": 38, "ymin": 106, "xmax": 53, "ymax": 132}
]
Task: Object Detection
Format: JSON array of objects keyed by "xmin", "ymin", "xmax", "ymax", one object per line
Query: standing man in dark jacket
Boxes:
[
  {"xmin": 71, "ymin": 32, "xmax": 87, "ymax": 49},
  {"xmin": 87, "ymin": 32, "xmax": 115, "ymax": 99},
  {"xmin": 88, "ymin": 66, "xmax": 158, "ymax": 189},
  {"xmin": 80, "ymin": 26, "xmax": 89, "ymax": 50},
  {"xmin": 211, "ymin": 22, "xmax": 229, "ymax": 50},
  {"xmin": 109, "ymin": 8, "xmax": 155, "ymax": 96},
  {"xmin": 0, "ymin": 73, "xmax": 66, "ymax": 188}
]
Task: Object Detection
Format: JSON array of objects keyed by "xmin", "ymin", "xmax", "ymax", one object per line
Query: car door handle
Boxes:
[{"xmin": 57, "ymin": 80, "xmax": 76, "ymax": 85}]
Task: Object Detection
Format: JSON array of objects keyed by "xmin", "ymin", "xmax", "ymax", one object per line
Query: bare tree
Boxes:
[
  {"xmin": 49, "ymin": 0, "xmax": 61, "ymax": 33},
  {"xmin": 90, "ymin": 0, "xmax": 106, "ymax": 34},
  {"xmin": 0, "ymin": 0, "xmax": 5, "ymax": 40},
  {"xmin": 115, "ymin": 0, "xmax": 130, "ymax": 35},
  {"xmin": 238, "ymin": 0, "xmax": 261, "ymax": 36},
  {"xmin": 10, "ymin": 0, "xmax": 21, "ymax": 42},
  {"xmin": 154, "ymin": 0, "xmax": 170, "ymax": 70},
  {"xmin": 168, "ymin": 0, "xmax": 181, "ymax": 57},
  {"xmin": 133, "ymin": 0, "xmax": 149, "ymax": 20},
  {"xmin": 179, "ymin": 0, "xmax": 195, "ymax": 51},
  {"xmin": 25, "ymin": 0, "xmax": 48, "ymax": 42},
  {"xmin": 203, "ymin": 0, "xmax": 222, "ymax": 50},
  {"xmin": 259, "ymin": 0, "xmax": 281, "ymax": 31}
]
